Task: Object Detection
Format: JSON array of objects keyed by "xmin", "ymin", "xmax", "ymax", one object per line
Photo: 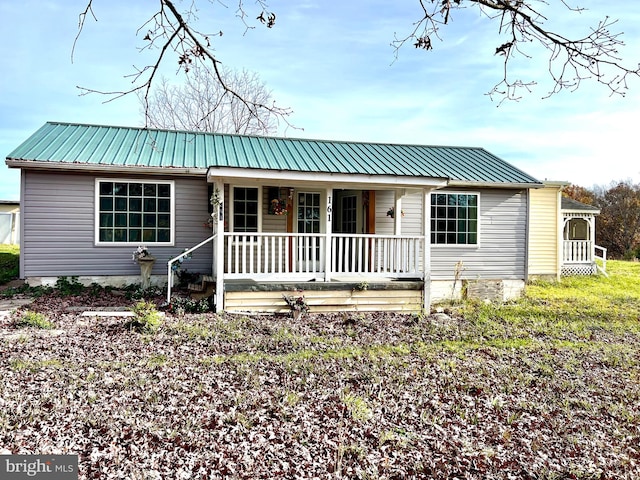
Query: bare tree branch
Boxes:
[
  {"xmin": 72, "ymin": 0, "xmax": 96, "ymax": 63},
  {"xmin": 74, "ymin": 0, "xmax": 640, "ymax": 114},
  {"xmin": 76, "ymin": 0, "xmax": 291, "ymax": 132},
  {"xmin": 392, "ymin": 0, "xmax": 640, "ymax": 102}
]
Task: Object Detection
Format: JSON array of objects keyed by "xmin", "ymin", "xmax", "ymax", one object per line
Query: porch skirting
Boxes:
[
  {"xmin": 223, "ymin": 281, "xmax": 424, "ymax": 314},
  {"xmin": 561, "ymin": 263, "xmax": 597, "ymax": 276}
]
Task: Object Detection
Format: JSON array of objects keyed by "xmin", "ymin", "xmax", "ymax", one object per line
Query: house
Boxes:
[
  {"xmin": 5, "ymin": 121, "xmax": 544, "ymax": 313},
  {"xmin": 528, "ymin": 182, "xmax": 605, "ymax": 280},
  {"xmin": 0, "ymin": 200, "xmax": 20, "ymax": 245}
]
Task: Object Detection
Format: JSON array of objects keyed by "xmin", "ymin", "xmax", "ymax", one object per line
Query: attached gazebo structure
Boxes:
[{"xmin": 561, "ymin": 197, "xmax": 606, "ymax": 275}]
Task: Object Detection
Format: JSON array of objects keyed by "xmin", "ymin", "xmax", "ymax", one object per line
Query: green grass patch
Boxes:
[
  {"xmin": 14, "ymin": 310, "xmax": 53, "ymax": 329},
  {"xmin": 0, "ymin": 244, "xmax": 19, "ymax": 284},
  {"xmin": 166, "ymin": 315, "xmax": 247, "ymax": 340},
  {"xmin": 126, "ymin": 301, "xmax": 162, "ymax": 333},
  {"xmin": 526, "ymin": 260, "xmax": 640, "ymax": 316},
  {"xmin": 9, "ymin": 357, "xmax": 63, "ymax": 372},
  {"xmin": 452, "ymin": 260, "xmax": 640, "ymax": 343}
]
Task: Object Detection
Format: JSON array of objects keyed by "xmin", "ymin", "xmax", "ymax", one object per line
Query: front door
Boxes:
[
  {"xmin": 333, "ymin": 190, "xmax": 371, "ymax": 273},
  {"xmin": 340, "ymin": 195, "xmax": 358, "ymax": 234}
]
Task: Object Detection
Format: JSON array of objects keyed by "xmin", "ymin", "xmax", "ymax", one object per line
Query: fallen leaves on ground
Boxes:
[{"xmin": 1, "ymin": 291, "xmax": 639, "ymax": 479}]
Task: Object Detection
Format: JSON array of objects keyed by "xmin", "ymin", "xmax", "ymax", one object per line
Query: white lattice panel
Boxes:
[{"xmin": 561, "ymin": 264, "xmax": 596, "ymax": 276}]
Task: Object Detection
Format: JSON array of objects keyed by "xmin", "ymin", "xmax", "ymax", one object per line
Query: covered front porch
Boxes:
[
  {"xmin": 219, "ymin": 231, "xmax": 425, "ymax": 313},
  {"xmin": 167, "ymin": 167, "xmax": 447, "ymax": 312},
  {"xmin": 169, "ymin": 232, "xmax": 426, "ymax": 312},
  {"xmin": 561, "ymin": 198, "xmax": 606, "ymax": 276}
]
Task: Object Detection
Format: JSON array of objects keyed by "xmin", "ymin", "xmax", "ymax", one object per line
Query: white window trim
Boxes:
[
  {"xmin": 430, "ymin": 191, "xmax": 481, "ymax": 247},
  {"xmin": 295, "ymin": 190, "xmax": 326, "ymax": 234},
  {"xmin": 229, "ymin": 185, "xmax": 263, "ymax": 233},
  {"xmin": 94, "ymin": 178, "xmax": 176, "ymax": 246}
]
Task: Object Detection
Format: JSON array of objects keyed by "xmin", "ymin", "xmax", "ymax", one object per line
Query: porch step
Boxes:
[
  {"xmin": 188, "ymin": 275, "xmax": 214, "ymax": 292},
  {"xmin": 188, "ymin": 275, "xmax": 216, "ymax": 300}
]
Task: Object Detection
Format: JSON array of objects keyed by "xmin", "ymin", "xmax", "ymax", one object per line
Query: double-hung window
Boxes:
[
  {"xmin": 431, "ymin": 192, "xmax": 478, "ymax": 245},
  {"xmin": 96, "ymin": 180, "xmax": 174, "ymax": 244},
  {"xmin": 231, "ymin": 186, "xmax": 260, "ymax": 233}
]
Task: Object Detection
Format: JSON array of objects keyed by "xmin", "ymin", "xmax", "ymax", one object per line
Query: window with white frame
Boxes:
[
  {"xmin": 431, "ymin": 192, "xmax": 478, "ymax": 245},
  {"xmin": 97, "ymin": 180, "xmax": 174, "ymax": 244},
  {"xmin": 231, "ymin": 186, "xmax": 260, "ymax": 232}
]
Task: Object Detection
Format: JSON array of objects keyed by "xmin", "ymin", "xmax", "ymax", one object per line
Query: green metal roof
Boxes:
[{"xmin": 6, "ymin": 122, "xmax": 541, "ymax": 185}]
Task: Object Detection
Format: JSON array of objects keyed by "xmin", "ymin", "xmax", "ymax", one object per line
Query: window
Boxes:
[
  {"xmin": 340, "ymin": 195, "xmax": 357, "ymax": 234},
  {"xmin": 232, "ymin": 187, "xmax": 260, "ymax": 232},
  {"xmin": 297, "ymin": 192, "xmax": 321, "ymax": 234},
  {"xmin": 96, "ymin": 180, "xmax": 173, "ymax": 244},
  {"xmin": 431, "ymin": 193, "xmax": 478, "ymax": 245}
]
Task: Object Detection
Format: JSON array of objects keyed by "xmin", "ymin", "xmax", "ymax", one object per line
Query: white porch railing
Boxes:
[
  {"xmin": 166, "ymin": 234, "xmax": 216, "ymax": 303},
  {"xmin": 562, "ymin": 240, "xmax": 607, "ymax": 276},
  {"xmin": 224, "ymin": 232, "xmax": 425, "ymax": 280},
  {"xmin": 595, "ymin": 244, "xmax": 608, "ymax": 276},
  {"xmin": 563, "ymin": 240, "xmax": 593, "ymax": 263},
  {"xmin": 332, "ymin": 234, "xmax": 423, "ymax": 277},
  {"xmin": 225, "ymin": 233, "xmax": 326, "ymax": 279},
  {"xmin": 166, "ymin": 232, "xmax": 426, "ymax": 303}
]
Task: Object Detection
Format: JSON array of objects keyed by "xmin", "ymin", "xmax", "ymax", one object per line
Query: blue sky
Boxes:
[{"xmin": 2, "ymin": 0, "xmax": 640, "ymax": 201}]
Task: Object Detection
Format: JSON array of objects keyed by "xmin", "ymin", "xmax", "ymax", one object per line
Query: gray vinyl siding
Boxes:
[
  {"xmin": 431, "ymin": 188, "xmax": 527, "ymax": 280},
  {"xmin": 22, "ymin": 170, "xmax": 212, "ymax": 278},
  {"xmin": 373, "ymin": 188, "xmax": 527, "ymax": 280},
  {"xmin": 374, "ymin": 190, "xmax": 425, "ymax": 236}
]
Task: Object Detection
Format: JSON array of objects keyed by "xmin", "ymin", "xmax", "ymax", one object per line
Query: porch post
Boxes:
[
  {"xmin": 562, "ymin": 216, "xmax": 570, "ymax": 264},
  {"xmin": 422, "ymin": 188, "xmax": 432, "ymax": 312},
  {"xmin": 212, "ymin": 178, "xmax": 225, "ymax": 312},
  {"xmin": 394, "ymin": 190, "xmax": 404, "ymax": 235},
  {"xmin": 324, "ymin": 188, "xmax": 333, "ymax": 282},
  {"xmin": 588, "ymin": 215, "xmax": 596, "ymax": 262}
]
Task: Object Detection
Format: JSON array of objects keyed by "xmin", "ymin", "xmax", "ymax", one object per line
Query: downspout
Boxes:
[{"xmin": 422, "ymin": 188, "xmax": 432, "ymax": 313}]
